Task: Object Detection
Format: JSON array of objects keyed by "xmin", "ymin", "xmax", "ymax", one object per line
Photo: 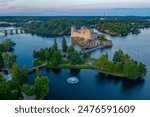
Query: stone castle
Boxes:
[
  {"xmin": 71, "ymin": 26, "xmax": 98, "ymax": 40},
  {"xmin": 71, "ymin": 26, "xmax": 112, "ymax": 48}
]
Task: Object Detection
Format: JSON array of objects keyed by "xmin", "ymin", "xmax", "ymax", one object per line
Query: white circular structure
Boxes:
[{"xmin": 67, "ymin": 77, "xmax": 79, "ymax": 84}]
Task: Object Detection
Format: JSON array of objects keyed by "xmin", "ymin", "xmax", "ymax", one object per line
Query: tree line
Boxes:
[
  {"xmin": 33, "ymin": 37, "xmax": 84, "ymax": 66},
  {"xmin": 22, "ymin": 17, "xmax": 150, "ymax": 37}
]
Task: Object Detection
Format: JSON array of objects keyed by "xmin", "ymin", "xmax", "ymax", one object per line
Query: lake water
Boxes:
[{"xmin": 0, "ymin": 28, "xmax": 150, "ymax": 100}]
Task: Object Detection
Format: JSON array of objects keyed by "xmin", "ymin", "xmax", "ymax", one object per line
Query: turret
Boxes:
[{"xmin": 71, "ymin": 26, "xmax": 76, "ymax": 37}]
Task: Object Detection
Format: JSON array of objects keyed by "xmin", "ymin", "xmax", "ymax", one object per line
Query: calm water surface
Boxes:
[{"xmin": 0, "ymin": 28, "xmax": 150, "ymax": 100}]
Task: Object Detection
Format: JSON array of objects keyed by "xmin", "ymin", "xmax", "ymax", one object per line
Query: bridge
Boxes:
[
  {"xmin": 28, "ymin": 63, "xmax": 47, "ymax": 73},
  {"xmin": 0, "ymin": 28, "xmax": 25, "ymax": 35},
  {"xmin": 80, "ymin": 45, "xmax": 105, "ymax": 54}
]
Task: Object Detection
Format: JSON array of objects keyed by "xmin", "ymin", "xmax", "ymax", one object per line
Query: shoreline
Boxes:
[{"xmin": 32, "ymin": 63, "xmax": 128, "ymax": 79}]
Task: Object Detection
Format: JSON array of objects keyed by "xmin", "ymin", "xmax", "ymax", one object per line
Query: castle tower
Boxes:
[
  {"xmin": 81, "ymin": 26, "xmax": 92, "ymax": 40},
  {"xmin": 71, "ymin": 26, "xmax": 76, "ymax": 37}
]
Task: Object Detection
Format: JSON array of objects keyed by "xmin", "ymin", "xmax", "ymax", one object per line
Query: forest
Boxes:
[{"xmin": 1, "ymin": 16, "xmax": 150, "ymax": 36}]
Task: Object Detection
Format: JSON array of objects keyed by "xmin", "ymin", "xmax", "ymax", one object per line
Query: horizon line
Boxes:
[{"xmin": 0, "ymin": 15, "xmax": 150, "ymax": 17}]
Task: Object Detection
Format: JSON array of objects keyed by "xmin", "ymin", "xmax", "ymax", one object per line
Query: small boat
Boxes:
[{"xmin": 67, "ymin": 77, "xmax": 79, "ymax": 84}]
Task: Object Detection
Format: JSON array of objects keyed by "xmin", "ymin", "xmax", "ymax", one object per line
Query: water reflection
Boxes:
[
  {"xmin": 70, "ymin": 69, "xmax": 80, "ymax": 74},
  {"xmin": 52, "ymin": 68, "xmax": 62, "ymax": 74},
  {"xmin": 121, "ymin": 79, "xmax": 145, "ymax": 92},
  {"xmin": 96, "ymin": 72, "xmax": 145, "ymax": 92}
]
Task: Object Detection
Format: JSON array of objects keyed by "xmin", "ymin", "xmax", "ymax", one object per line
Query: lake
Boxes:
[{"xmin": 0, "ymin": 28, "xmax": 150, "ymax": 100}]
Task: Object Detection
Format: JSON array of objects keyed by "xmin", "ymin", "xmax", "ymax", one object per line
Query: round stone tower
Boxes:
[{"xmin": 71, "ymin": 26, "xmax": 76, "ymax": 37}]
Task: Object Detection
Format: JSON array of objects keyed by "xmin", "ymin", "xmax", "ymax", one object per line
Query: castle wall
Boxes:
[{"xmin": 91, "ymin": 33, "xmax": 98, "ymax": 40}]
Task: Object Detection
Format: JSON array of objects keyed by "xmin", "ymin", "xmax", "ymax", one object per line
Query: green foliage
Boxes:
[
  {"xmin": 69, "ymin": 52, "xmax": 83, "ymax": 65},
  {"xmin": 39, "ymin": 48, "xmax": 46, "ymax": 60},
  {"xmin": 45, "ymin": 49, "xmax": 50, "ymax": 60},
  {"xmin": 83, "ymin": 53, "xmax": 89, "ymax": 59},
  {"xmin": 113, "ymin": 49, "xmax": 130, "ymax": 63},
  {"xmin": 2, "ymin": 52, "xmax": 16, "ymax": 69},
  {"xmin": 96, "ymin": 53, "xmax": 110, "ymax": 71},
  {"xmin": 67, "ymin": 45, "xmax": 83, "ymax": 65},
  {"xmin": 113, "ymin": 49, "xmax": 130, "ymax": 70},
  {"xmin": 123, "ymin": 60, "xmax": 147, "ymax": 79},
  {"xmin": 23, "ymin": 17, "xmax": 99, "ymax": 36},
  {"xmin": 33, "ymin": 49, "xmax": 38, "ymax": 59},
  {"xmin": 138, "ymin": 63, "xmax": 147, "ymax": 78},
  {"xmin": 67, "ymin": 45, "xmax": 76, "ymax": 56},
  {"xmin": 96, "ymin": 50, "xmax": 147, "ymax": 79},
  {"xmin": 1, "ymin": 39, "xmax": 16, "ymax": 52},
  {"xmin": 62, "ymin": 37, "xmax": 68, "ymax": 52},
  {"xmin": 12, "ymin": 63, "xmax": 22, "ymax": 87},
  {"xmin": 22, "ymin": 17, "xmax": 150, "ymax": 37},
  {"xmin": 33, "ymin": 76, "xmax": 49, "ymax": 99},
  {"xmin": 36, "ymin": 67, "xmax": 40, "ymax": 77},
  {"xmin": 123, "ymin": 60, "xmax": 139, "ymax": 79},
  {"xmin": 102, "ymin": 23, "xmax": 129, "ymax": 36},
  {"xmin": 21, "ymin": 65, "xmax": 29, "ymax": 84},
  {"xmin": 98, "ymin": 35, "xmax": 107, "ymax": 41},
  {"xmin": 0, "ymin": 51, "xmax": 4, "ymax": 70},
  {"xmin": 0, "ymin": 78, "xmax": 11, "ymax": 99},
  {"xmin": 0, "ymin": 16, "xmax": 148, "ymax": 37},
  {"xmin": 0, "ymin": 76, "xmax": 22, "ymax": 99},
  {"xmin": 52, "ymin": 38, "xmax": 58, "ymax": 52},
  {"xmin": 33, "ymin": 48, "xmax": 52, "ymax": 60},
  {"xmin": 51, "ymin": 51, "xmax": 62, "ymax": 66}
]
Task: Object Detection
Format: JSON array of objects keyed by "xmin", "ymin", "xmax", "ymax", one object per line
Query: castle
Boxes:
[
  {"xmin": 71, "ymin": 26, "xmax": 98, "ymax": 40},
  {"xmin": 71, "ymin": 26, "xmax": 112, "ymax": 48},
  {"xmin": 71, "ymin": 26, "xmax": 100, "ymax": 47}
]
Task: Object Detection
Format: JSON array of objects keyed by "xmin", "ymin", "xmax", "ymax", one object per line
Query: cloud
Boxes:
[
  {"xmin": 112, "ymin": 8, "xmax": 150, "ymax": 10},
  {"xmin": 0, "ymin": 0, "xmax": 14, "ymax": 2},
  {"xmin": 0, "ymin": 0, "xmax": 150, "ymax": 16},
  {"xmin": 0, "ymin": 0, "xmax": 15, "ymax": 3},
  {"xmin": 0, "ymin": 5, "xmax": 55, "ymax": 14}
]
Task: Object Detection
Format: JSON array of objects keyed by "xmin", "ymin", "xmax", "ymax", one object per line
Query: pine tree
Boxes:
[
  {"xmin": 21, "ymin": 65, "xmax": 29, "ymax": 84},
  {"xmin": 51, "ymin": 51, "xmax": 62, "ymax": 66},
  {"xmin": 12, "ymin": 63, "xmax": 22, "ymax": 87},
  {"xmin": 33, "ymin": 76, "xmax": 49, "ymax": 99},
  {"xmin": 52, "ymin": 38, "xmax": 58, "ymax": 52},
  {"xmin": 62, "ymin": 37, "xmax": 68, "ymax": 52},
  {"xmin": 45, "ymin": 49, "xmax": 50, "ymax": 60}
]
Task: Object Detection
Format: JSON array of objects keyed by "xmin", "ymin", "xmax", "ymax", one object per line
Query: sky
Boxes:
[{"xmin": 0, "ymin": 0, "xmax": 150, "ymax": 16}]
